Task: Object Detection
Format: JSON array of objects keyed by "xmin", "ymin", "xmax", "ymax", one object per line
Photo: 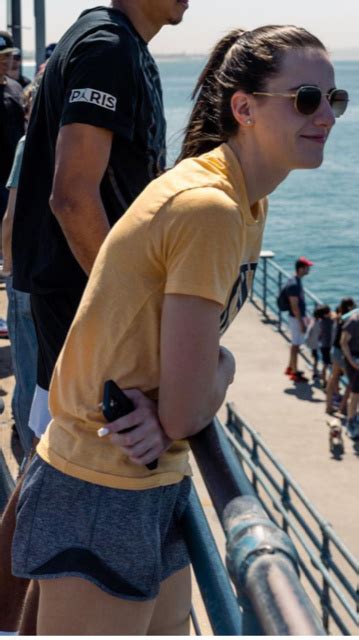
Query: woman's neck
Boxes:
[{"xmin": 228, "ymin": 136, "xmax": 290, "ymax": 206}]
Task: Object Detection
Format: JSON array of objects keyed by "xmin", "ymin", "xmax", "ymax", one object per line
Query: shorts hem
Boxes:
[{"xmin": 12, "ymin": 559, "xmax": 191, "ymax": 602}]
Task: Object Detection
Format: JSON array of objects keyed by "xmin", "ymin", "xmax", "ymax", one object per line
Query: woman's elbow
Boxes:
[{"xmin": 159, "ymin": 411, "xmax": 207, "ymax": 441}]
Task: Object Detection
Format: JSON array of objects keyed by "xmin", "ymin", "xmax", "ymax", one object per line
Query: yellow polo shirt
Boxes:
[{"xmin": 37, "ymin": 143, "xmax": 268, "ymax": 489}]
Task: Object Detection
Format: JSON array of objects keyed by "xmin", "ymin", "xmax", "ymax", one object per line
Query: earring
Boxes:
[{"xmin": 246, "ymin": 119, "xmax": 252, "ymax": 125}]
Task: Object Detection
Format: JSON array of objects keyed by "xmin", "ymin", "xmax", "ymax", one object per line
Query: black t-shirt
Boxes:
[
  {"xmin": 0, "ymin": 77, "xmax": 24, "ymax": 183},
  {"xmin": 286, "ymin": 276, "xmax": 306, "ymax": 317},
  {"xmin": 12, "ymin": 7, "xmax": 166, "ymax": 294}
]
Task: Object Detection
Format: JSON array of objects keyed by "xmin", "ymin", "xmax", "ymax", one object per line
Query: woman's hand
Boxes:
[{"xmin": 98, "ymin": 389, "xmax": 171, "ymax": 466}]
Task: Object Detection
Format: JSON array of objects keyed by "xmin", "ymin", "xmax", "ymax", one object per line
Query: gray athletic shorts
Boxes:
[{"xmin": 12, "ymin": 455, "xmax": 191, "ymax": 600}]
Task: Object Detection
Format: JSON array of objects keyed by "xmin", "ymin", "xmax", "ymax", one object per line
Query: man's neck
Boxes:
[
  {"xmin": 0, "ymin": 75, "xmax": 6, "ymax": 85},
  {"xmin": 111, "ymin": 1, "xmax": 162, "ymax": 42}
]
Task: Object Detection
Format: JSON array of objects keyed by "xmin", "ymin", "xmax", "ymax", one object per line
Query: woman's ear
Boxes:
[{"xmin": 231, "ymin": 91, "xmax": 255, "ymax": 127}]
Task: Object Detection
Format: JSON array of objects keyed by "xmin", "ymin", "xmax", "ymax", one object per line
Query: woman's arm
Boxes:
[{"xmin": 158, "ymin": 293, "xmax": 235, "ymax": 440}]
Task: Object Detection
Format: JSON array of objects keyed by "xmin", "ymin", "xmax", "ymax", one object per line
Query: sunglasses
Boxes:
[{"xmin": 252, "ymin": 85, "xmax": 349, "ymax": 118}]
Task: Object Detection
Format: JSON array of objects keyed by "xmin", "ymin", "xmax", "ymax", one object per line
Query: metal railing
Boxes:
[
  {"xmin": 184, "ymin": 419, "xmax": 328, "ymax": 636},
  {"xmin": 225, "ymin": 403, "xmax": 358, "ymax": 635}
]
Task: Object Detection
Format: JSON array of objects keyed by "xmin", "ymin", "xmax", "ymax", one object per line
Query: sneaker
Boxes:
[
  {"xmin": 0, "ymin": 318, "xmax": 8, "ymax": 339},
  {"xmin": 290, "ymin": 372, "xmax": 308, "ymax": 383}
]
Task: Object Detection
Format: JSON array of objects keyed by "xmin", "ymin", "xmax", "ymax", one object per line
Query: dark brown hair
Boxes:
[{"xmin": 178, "ymin": 25, "xmax": 326, "ymax": 161}]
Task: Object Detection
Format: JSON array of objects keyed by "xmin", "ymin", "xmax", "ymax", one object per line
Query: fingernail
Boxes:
[{"xmin": 97, "ymin": 427, "xmax": 110, "ymax": 438}]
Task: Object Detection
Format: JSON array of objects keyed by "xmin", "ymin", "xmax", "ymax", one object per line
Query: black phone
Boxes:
[{"xmin": 102, "ymin": 380, "xmax": 158, "ymax": 471}]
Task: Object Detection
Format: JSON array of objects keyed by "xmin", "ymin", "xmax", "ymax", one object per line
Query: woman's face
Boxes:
[{"xmin": 250, "ymin": 48, "xmax": 337, "ymax": 171}]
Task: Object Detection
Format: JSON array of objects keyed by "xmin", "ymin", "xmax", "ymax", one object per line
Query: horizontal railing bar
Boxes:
[
  {"xmin": 223, "ymin": 426, "xmax": 358, "ymax": 622},
  {"xmin": 227, "ymin": 406, "xmax": 357, "ymax": 571}
]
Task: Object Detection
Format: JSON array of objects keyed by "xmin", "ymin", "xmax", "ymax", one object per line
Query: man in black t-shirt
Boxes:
[
  {"xmin": 284, "ymin": 256, "xmax": 314, "ymax": 383},
  {"xmin": 11, "ymin": 1, "xmax": 189, "ymax": 440}
]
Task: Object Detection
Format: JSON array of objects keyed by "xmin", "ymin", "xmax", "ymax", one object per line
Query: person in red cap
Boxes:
[{"xmin": 284, "ymin": 257, "xmax": 314, "ymax": 382}]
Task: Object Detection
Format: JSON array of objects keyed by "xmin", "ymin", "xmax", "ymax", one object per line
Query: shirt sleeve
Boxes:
[
  {"xmin": 6, "ymin": 136, "xmax": 26, "ymax": 189},
  {"xmin": 60, "ymin": 31, "xmax": 138, "ymax": 138},
  {"xmin": 150, "ymin": 188, "xmax": 244, "ymax": 307}
]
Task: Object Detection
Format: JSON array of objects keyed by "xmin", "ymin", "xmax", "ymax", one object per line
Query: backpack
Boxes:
[{"xmin": 277, "ymin": 285, "xmax": 290, "ymax": 312}]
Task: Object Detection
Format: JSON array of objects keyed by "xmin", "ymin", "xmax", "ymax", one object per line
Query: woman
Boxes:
[{"xmin": 12, "ymin": 25, "xmax": 348, "ymax": 635}]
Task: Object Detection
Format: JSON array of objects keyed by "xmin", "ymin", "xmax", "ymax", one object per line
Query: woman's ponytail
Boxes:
[{"xmin": 177, "ymin": 29, "xmax": 245, "ymax": 161}]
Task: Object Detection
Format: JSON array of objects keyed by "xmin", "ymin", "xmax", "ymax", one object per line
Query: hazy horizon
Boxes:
[{"xmin": 1, "ymin": 1, "xmax": 359, "ymax": 59}]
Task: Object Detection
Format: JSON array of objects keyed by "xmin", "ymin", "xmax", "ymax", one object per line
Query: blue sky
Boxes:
[{"xmin": 1, "ymin": 1, "xmax": 359, "ymax": 56}]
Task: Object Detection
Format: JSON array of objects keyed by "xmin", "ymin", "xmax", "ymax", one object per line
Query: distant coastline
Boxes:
[{"xmin": 22, "ymin": 49, "xmax": 359, "ymax": 62}]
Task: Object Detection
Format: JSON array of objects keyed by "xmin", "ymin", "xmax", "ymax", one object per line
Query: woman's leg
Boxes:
[
  {"xmin": 326, "ymin": 363, "xmax": 341, "ymax": 412},
  {"xmin": 37, "ymin": 566, "xmax": 191, "ymax": 636},
  {"xmin": 37, "ymin": 576, "xmax": 157, "ymax": 636},
  {"xmin": 148, "ymin": 566, "xmax": 191, "ymax": 636}
]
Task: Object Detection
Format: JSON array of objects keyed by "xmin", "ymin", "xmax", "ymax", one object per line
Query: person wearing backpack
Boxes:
[{"xmin": 284, "ymin": 257, "xmax": 314, "ymax": 382}]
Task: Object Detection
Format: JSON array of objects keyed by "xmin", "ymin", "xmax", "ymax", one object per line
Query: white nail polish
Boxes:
[{"xmin": 97, "ymin": 427, "xmax": 110, "ymax": 438}]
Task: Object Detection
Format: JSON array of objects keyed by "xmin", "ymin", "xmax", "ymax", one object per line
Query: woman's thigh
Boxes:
[
  {"xmin": 37, "ymin": 576, "xmax": 156, "ymax": 636},
  {"xmin": 37, "ymin": 566, "xmax": 191, "ymax": 636},
  {"xmin": 148, "ymin": 565, "xmax": 192, "ymax": 636}
]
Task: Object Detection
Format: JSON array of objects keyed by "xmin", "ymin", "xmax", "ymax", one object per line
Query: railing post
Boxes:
[
  {"xmin": 320, "ymin": 527, "xmax": 332, "ymax": 633},
  {"xmin": 281, "ymin": 478, "xmax": 290, "ymax": 532},
  {"xmin": 278, "ymin": 271, "xmax": 283, "ymax": 331},
  {"xmin": 259, "ymin": 251, "xmax": 275, "ymax": 317},
  {"xmin": 251, "ymin": 439, "xmax": 259, "ymax": 493}
]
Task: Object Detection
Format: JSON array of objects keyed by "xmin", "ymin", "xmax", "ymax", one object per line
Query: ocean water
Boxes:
[{"xmin": 24, "ymin": 58, "xmax": 358, "ymax": 306}]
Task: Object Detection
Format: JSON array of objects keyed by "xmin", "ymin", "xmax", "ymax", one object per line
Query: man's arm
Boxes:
[
  {"xmin": 49, "ymin": 123, "xmax": 113, "ymax": 275},
  {"xmin": 289, "ymin": 296, "xmax": 306, "ymax": 333},
  {"xmin": 340, "ymin": 330, "xmax": 359, "ymax": 370}
]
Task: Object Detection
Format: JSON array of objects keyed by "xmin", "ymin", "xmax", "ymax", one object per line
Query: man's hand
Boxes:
[{"xmin": 98, "ymin": 388, "xmax": 171, "ymax": 466}]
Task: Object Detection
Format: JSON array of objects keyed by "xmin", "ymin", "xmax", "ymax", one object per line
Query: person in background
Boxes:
[
  {"xmin": 305, "ymin": 306, "xmax": 322, "ymax": 380},
  {"xmin": 7, "ymin": 48, "xmax": 31, "ymax": 88},
  {"xmin": 284, "ymin": 257, "xmax": 314, "ymax": 383},
  {"xmin": 326, "ymin": 297, "xmax": 355, "ymax": 415},
  {"xmin": 318, "ymin": 304, "xmax": 333, "ymax": 388},
  {"xmin": 0, "ymin": 31, "xmax": 24, "ymax": 220},
  {"xmin": 0, "ymin": 31, "xmax": 25, "ymax": 339},
  {"xmin": 340, "ymin": 310, "xmax": 359, "ymax": 438},
  {"xmin": 37, "ymin": 42, "xmax": 57, "ymax": 75},
  {"xmin": 2, "ymin": 79, "xmax": 40, "ymax": 457},
  {"xmin": 11, "ymin": 23, "xmax": 346, "ymax": 635}
]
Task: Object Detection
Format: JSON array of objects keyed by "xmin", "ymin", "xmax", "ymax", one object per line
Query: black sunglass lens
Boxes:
[
  {"xmin": 330, "ymin": 89, "xmax": 349, "ymax": 117},
  {"xmin": 296, "ymin": 87, "xmax": 321, "ymax": 115}
]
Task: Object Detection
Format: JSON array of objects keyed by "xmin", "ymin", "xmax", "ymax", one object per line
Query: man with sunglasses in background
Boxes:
[
  {"xmin": 7, "ymin": 48, "xmax": 31, "ymax": 88},
  {"xmin": 2, "ymin": 1, "xmax": 189, "ymax": 633}
]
